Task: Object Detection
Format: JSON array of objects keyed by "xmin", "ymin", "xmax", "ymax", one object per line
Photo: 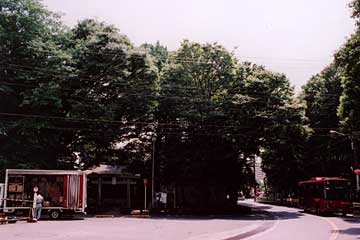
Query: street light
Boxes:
[{"xmin": 329, "ymin": 130, "xmax": 359, "ymax": 195}]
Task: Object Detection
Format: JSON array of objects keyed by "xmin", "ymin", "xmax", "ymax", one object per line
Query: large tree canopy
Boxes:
[
  {"xmin": 0, "ymin": 1, "xmax": 158, "ymax": 171},
  {"xmin": 299, "ymin": 0, "xmax": 360, "ymax": 187},
  {"xmin": 5, "ymin": 0, "xmax": 360, "ymax": 205},
  {"xmin": 0, "ymin": 0, "xmax": 69, "ymax": 169},
  {"xmin": 300, "ymin": 64, "xmax": 352, "ymax": 178}
]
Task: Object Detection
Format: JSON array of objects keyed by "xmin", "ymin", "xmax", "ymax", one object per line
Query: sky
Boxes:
[{"xmin": 43, "ymin": 0, "xmax": 356, "ymax": 93}]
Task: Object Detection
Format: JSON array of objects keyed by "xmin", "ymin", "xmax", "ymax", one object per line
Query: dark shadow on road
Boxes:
[
  {"xmin": 270, "ymin": 211, "xmax": 305, "ymax": 219},
  {"xmin": 150, "ymin": 215, "xmax": 268, "ymax": 221},
  {"xmin": 150, "ymin": 210, "xmax": 304, "ymax": 221},
  {"xmin": 239, "ymin": 202, "xmax": 305, "ymax": 219},
  {"xmin": 338, "ymin": 228, "xmax": 360, "ymax": 236},
  {"xmin": 320, "ymin": 213, "xmax": 360, "ymax": 222},
  {"xmin": 342, "ymin": 217, "xmax": 360, "ymax": 223}
]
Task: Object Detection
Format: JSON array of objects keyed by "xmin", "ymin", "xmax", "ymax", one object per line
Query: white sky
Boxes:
[{"xmin": 43, "ymin": 0, "xmax": 355, "ymax": 93}]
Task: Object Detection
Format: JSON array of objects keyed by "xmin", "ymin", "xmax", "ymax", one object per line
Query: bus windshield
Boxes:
[{"xmin": 325, "ymin": 180, "xmax": 350, "ymax": 201}]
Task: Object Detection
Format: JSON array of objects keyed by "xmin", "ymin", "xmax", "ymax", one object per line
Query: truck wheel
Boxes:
[
  {"xmin": 49, "ymin": 210, "xmax": 61, "ymax": 220},
  {"xmin": 8, "ymin": 217, "xmax": 17, "ymax": 224}
]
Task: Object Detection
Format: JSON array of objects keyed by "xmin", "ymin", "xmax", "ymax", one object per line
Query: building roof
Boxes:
[
  {"xmin": 6, "ymin": 169, "xmax": 84, "ymax": 175},
  {"xmin": 86, "ymin": 164, "xmax": 138, "ymax": 177}
]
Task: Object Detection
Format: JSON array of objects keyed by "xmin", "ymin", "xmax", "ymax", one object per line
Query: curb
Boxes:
[{"xmin": 95, "ymin": 215, "xmax": 114, "ymax": 218}]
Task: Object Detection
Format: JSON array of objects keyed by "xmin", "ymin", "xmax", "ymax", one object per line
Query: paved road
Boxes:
[
  {"xmin": 243, "ymin": 200, "xmax": 360, "ymax": 240},
  {"xmin": 0, "ymin": 215, "xmax": 266, "ymax": 240},
  {"xmin": 0, "ymin": 201, "xmax": 359, "ymax": 240}
]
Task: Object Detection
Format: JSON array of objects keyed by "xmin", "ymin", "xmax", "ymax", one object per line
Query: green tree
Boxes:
[
  {"xmin": 155, "ymin": 40, "xmax": 308, "ymax": 206},
  {"xmin": 0, "ymin": 0, "xmax": 71, "ymax": 170},
  {"xmin": 298, "ymin": 1, "xmax": 360, "ymax": 185},
  {"xmin": 0, "ymin": 2, "xmax": 158, "ymax": 171},
  {"xmin": 241, "ymin": 65, "xmax": 310, "ymax": 196},
  {"xmin": 350, "ymin": 0, "xmax": 360, "ymax": 24},
  {"xmin": 141, "ymin": 41, "xmax": 169, "ymax": 72},
  {"xmin": 300, "ymin": 64, "xmax": 352, "ymax": 178},
  {"xmin": 335, "ymin": 31, "xmax": 360, "ymax": 133},
  {"xmin": 156, "ymin": 41, "xmax": 245, "ymax": 207},
  {"xmin": 65, "ymin": 19, "xmax": 158, "ymax": 168}
]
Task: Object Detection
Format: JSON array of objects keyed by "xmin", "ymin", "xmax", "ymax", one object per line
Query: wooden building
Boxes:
[{"xmin": 86, "ymin": 165, "xmax": 141, "ymax": 213}]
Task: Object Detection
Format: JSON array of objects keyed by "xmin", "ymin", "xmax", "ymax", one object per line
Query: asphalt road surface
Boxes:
[
  {"xmin": 0, "ymin": 200, "xmax": 359, "ymax": 240},
  {"xmin": 243, "ymin": 200, "xmax": 360, "ymax": 240}
]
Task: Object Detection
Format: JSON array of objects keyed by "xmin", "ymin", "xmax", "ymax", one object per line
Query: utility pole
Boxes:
[
  {"xmin": 254, "ymin": 157, "xmax": 257, "ymax": 202},
  {"xmin": 151, "ymin": 136, "xmax": 156, "ymax": 209}
]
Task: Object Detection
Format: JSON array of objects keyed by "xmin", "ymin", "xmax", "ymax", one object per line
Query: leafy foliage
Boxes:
[
  {"xmin": 334, "ymin": 31, "xmax": 360, "ymax": 133},
  {"xmin": 0, "ymin": 2, "xmax": 158, "ymax": 171},
  {"xmin": 300, "ymin": 64, "xmax": 354, "ymax": 179},
  {"xmin": 5, "ymin": 0, "xmax": 359, "ymax": 205}
]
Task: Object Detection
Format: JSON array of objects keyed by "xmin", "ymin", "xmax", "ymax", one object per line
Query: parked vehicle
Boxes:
[
  {"xmin": 0, "ymin": 183, "xmax": 4, "ymax": 209},
  {"xmin": 298, "ymin": 177, "xmax": 352, "ymax": 215},
  {"xmin": 2, "ymin": 169, "xmax": 87, "ymax": 219}
]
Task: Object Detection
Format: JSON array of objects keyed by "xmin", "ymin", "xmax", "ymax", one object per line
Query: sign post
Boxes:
[{"xmin": 143, "ymin": 179, "xmax": 148, "ymax": 210}]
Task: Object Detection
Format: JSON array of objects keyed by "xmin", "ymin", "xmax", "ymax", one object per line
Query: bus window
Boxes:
[{"xmin": 325, "ymin": 180, "xmax": 349, "ymax": 201}]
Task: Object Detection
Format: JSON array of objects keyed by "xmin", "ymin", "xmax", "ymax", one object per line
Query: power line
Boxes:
[
  {"xmin": 0, "ymin": 79, "xmax": 298, "ymax": 97},
  {"xmin": 0, "ymin": 112, "xmax": 340, "ymax": 133},
  {"xmin": 1, "ymin": 65, "xmax": 194, "ymax": 90},
  {"xmin": 0, "ymin": 67, "xmax": 304, "ymax": 98},
  {"xmin": 0, "ymin": 80, "xmax": 310, "ymax": 122},
  {"xmin": 3, "ymin": 119, "xmax": 325, "ymax": 139},
  {"xmin": 0, "ymin": 112, "xmax": 257, "ymax": 129},
  {"xmin": 2, "ymin": 62, "xmax": 320, "ymax": 87},
  {"xmin": 0, "ymin": 81, "xmax": 340, "ymax": 105},
  {"xmin": 1, "ymin": 63, "xmax": 315, "ymax": 93},
  {"xmin": 1, "ymin": 47, "xmax": 328, "ymax": 65},
  {"xmin": 239, "ymin": 54, "xmax": 327, "ymax": 61},
  {"xmin": 0, "ymin": 81, "xmax": 316, "ymax": 122}
]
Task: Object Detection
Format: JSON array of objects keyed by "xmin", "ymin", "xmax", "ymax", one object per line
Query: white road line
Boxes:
[
  {"xmin": 321, "ymin": 217, "xmax": 339, "ymax": 240},
  {"xmin": 246, "ymin": 216, "xmax": 280, "ymax": 240},
  {"xmin": 185, "ymin": 224, "xmax": 260, "ymax": 240}
]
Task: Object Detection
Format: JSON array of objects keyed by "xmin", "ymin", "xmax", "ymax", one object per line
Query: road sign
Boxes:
[{"xmin": 143, "ymin": 179, "xmax": 148, "ymax": 186}]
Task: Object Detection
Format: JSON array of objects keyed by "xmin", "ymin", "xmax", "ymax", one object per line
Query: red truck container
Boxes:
[{"xmin": 2, "ymin": 169, "xmax": 86, "ymax": 219}]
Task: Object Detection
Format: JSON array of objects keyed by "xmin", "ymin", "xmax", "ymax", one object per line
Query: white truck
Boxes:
[{"xmin": 2, "ymin": 169, "xmax": 87, "ymax": 219}]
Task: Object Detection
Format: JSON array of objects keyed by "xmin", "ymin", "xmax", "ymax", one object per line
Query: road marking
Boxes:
[
  {"xmin": 245, "ymin": 216, "xmax": 280, "ymax": 240},
  {"xmin": 185, "ymin": 224, "xmax": 260, "ymax": 240},
  {"xmin": 321, "ymin": 217, "xmax": 339, "ymax": 240}
]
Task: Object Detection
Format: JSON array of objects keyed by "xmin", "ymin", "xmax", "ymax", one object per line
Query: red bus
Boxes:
[{"xmin": 298, "ymin": 177, "xmax": 352, "ymax": 215}]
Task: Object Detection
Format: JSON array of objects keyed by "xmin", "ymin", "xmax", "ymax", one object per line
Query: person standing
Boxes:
[{"xmin": 34, "ymin": 192, "xmax": 44, "ymax": 221}]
